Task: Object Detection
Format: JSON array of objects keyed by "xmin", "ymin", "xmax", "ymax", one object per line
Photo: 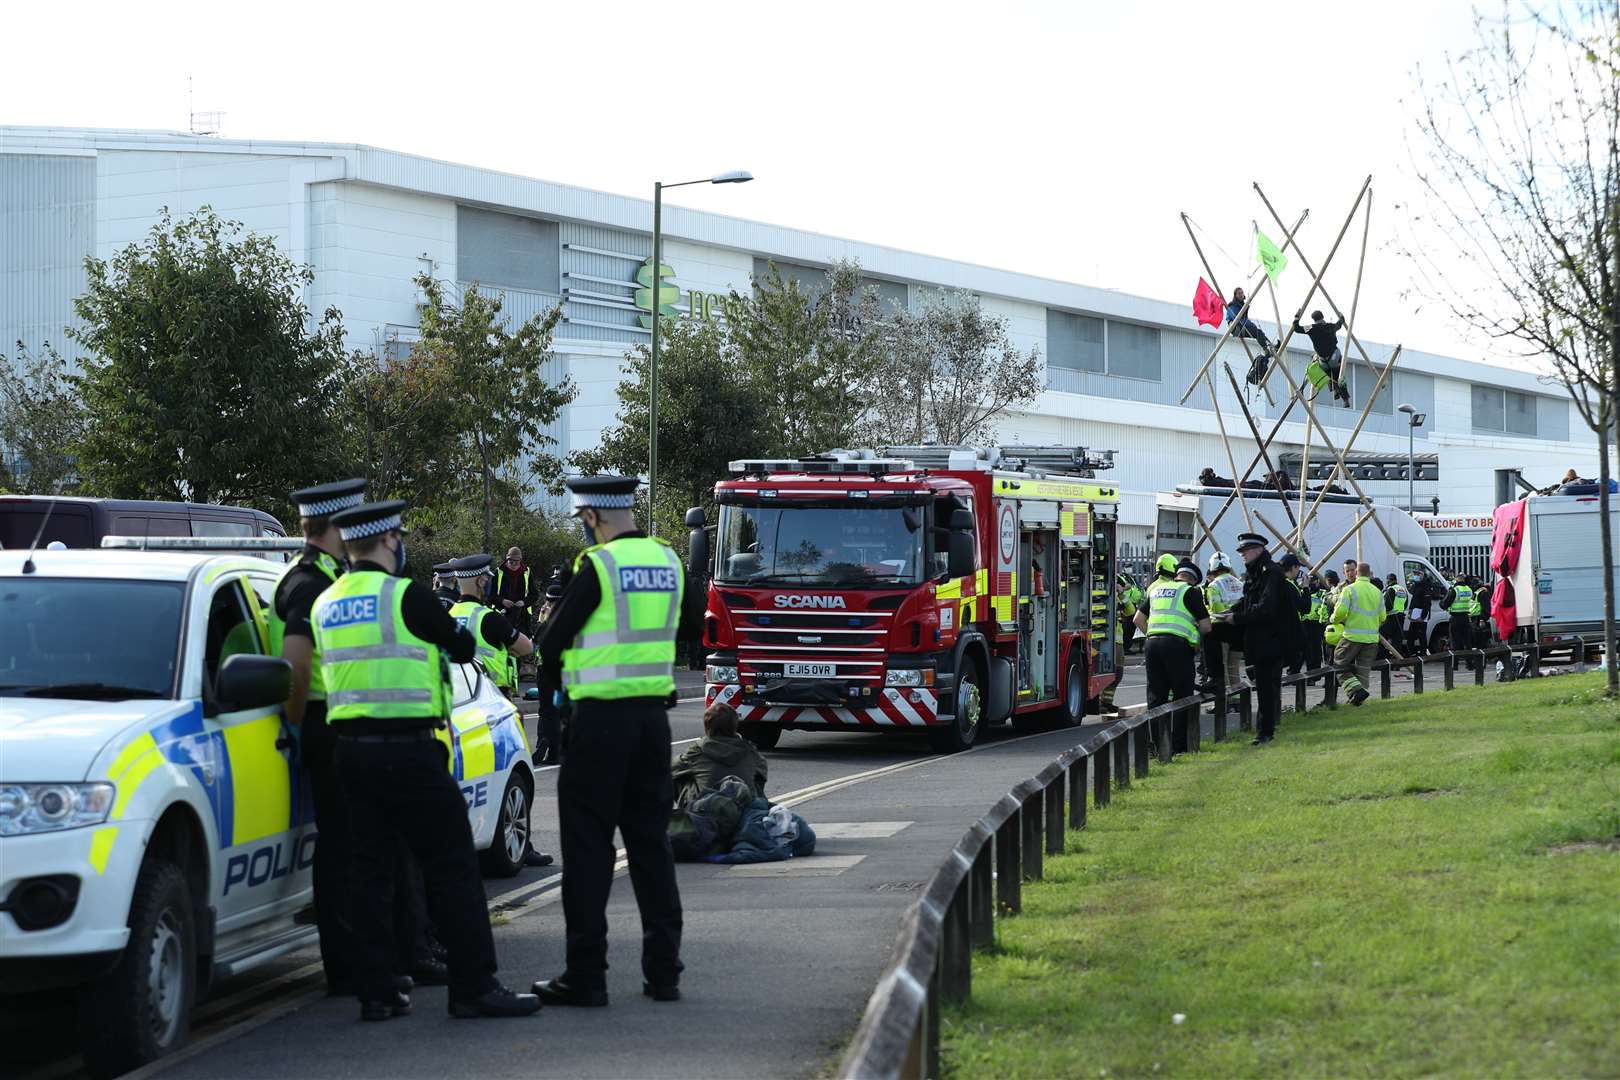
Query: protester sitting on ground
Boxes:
[{"xmin": 672, "ymin": 702, "xmax": 769, "ymax": 807}]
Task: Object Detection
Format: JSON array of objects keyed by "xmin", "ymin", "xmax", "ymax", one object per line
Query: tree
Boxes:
[
  {"xmin": 572, "ymin": 315, "xmax": 772, "ymax": 538},
  {"xmin": 335, "ymin": 345, "xmax": 466, "ymax": 509},
  {"xmin": 68, "ymin": 208, "xmax": 350, "ymax": 514},
  {"xmin": 0, "ymin": 344, "xmax": 86, "ymax": 494},
  {"xmin": 726, "ymin": 260, "xmax": 888, "ymax": 455},
  {"xmin": 1407, "ymin": 3, "xmax": 1620, "ymax": 693},
  {"xmin": 412, "ymin": 276, "xmax": 576, "ymax": 553},
  {"xmin": 863, "ymin": 290, "xmax": 1044, "ymax": 447}
]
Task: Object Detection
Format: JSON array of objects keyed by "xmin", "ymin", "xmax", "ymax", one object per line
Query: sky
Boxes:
[{"xmin": 5, "ymin": 0, "xmax": 1502, "ymax": 362}]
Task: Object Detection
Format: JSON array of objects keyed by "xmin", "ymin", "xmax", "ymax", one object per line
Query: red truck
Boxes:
[{"xmin": 686, "ymin": 446, "xmax": 1123, "ymax": 753}]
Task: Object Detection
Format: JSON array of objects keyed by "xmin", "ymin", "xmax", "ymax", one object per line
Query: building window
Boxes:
[
  {"xmin": 1472, "ymin": 385, "xmax": 1537, "ymax": 437},
  {"xmin": 456, "ymin": 206, "xmax": 560, "ymax": 293},
  {"xmin": 1107, "ymin": 321, "xmax": 1161, "ymax": 381},
  {"xmin": 1352, "ymin": 363, "xmax": 1393, "ymax": 414},
  {"xmin": 1046, "ymin": 310, "xmax": 1104, "ymax": 373}
]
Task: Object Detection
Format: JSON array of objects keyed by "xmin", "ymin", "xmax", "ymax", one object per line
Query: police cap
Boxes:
[
  {"xmin": 1175, "ymin": 559, "xmax": 1203, "ymax": 585},
  {"xmin": 565, "ymin": 474, "xmax": 639, "ymax": 514},
  {"xmin": 544, "ymin": 581, "xmax": 565, "ymax": 601},
  {"xmin": 1278, "ymin": 553, "xmax": 1302, "ymax": 570},
  {"xmin": 432, "ymin": 560, "xmax": 456, "ymax": 575},
  {"xmin": 331, "ymin": 500, "xmax": 408, "ymax": 542},
  {"xmin": 1235, "ymin": 532, "xmax": 1267, "ymax": 552},
  {"xmin": 290, "ymin": 478, "xmax": 366, "ymax": 519},
  {"xmin": 449, "ymin": 553, "xmax": 494, "ymax": 579}
]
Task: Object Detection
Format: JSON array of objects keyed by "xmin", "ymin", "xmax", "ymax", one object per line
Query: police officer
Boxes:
[
  {"xmin": 1134, "ymin": 554, "xmax": 1212, "ymax": 755},
  {"xmin": 531, "ymin": 475, "xmax": 701, "ymax": 1007},
  {"xmin": 1202, "ymin": 552, "xmax": 1245, "ymax": 691},
  {"xmin": 1442, "ymin": 572, "xmax": 1478, "ymax": 670},
  {"xmin": 1220, "ymin": 534, "xmax": 1290, "ymax": 744},
  {"xmin": 1383, "ymin": 573, "xmax": 1410, "ymax": 651},
  {"xmin": 447, "ymin": 554, "xmax": 533, "ymax": 699},
  {"xmin": 432, "ymin": 561, "xmax": 460, "ymax": 609},
  {"xmin": 311, "ymin": 500, "xmax": 539, "ymax": 1022},
  {"xmin": 535, "ymin": 579, "xmax": 566, "ymax": 765}
]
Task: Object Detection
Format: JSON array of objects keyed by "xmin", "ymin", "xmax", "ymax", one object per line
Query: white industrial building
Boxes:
[{"xmin": 3, "ymin": 126, "xmax": 1606, "ymax": 547}]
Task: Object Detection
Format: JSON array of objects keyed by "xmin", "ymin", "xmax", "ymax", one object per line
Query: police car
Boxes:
[{"xmin": 0, "ymin": 548, "xmax": 535, "ymax": 1075}]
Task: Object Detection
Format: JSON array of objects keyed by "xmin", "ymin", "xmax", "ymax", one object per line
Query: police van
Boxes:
[{"xmin": 0, "ymin": 548, "xmax": 535, "ymax": 1075}]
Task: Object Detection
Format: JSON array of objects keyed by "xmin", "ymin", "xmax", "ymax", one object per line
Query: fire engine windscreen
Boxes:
[{"xmin": 715, "ymin": 504, "xmax": 926, "ymax": 586}]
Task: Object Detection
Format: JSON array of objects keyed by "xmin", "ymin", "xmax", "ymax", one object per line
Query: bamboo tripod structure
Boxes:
[{"xmin": 1180, "ymin": 179, "xmax": 1404, "ymax": 572}]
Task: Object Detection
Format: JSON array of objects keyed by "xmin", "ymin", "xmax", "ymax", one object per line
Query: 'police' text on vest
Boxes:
[{"xmin": 619, "ymin": 566, "xmax": 678, "ymax": 593}]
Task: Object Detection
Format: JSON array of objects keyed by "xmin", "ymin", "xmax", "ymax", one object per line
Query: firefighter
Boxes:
[{"xmin": 1135, "ymin": 554, "xmax": 1213, "ymax": 755}]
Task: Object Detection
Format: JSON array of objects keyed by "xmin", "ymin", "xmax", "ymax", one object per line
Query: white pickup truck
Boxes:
[{"xmin": 0, "ymin": 549, "xmax": 535, "ymax": 1076}]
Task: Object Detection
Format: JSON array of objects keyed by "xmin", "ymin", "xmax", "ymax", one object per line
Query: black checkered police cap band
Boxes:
[
  {"xmin": 331, "ymin": 500, "xmax": 409, "ymax": 542},
  {"xmin": 565, "ymin": 475, "xmax": 639, "ymax": 515},
  {"xmin": 291, "ymin": 479, "xmax": 366, "ymax": 518},
  {"xmin": 449, "ymin": 554, "xmax": 494, "ymax": 579}
]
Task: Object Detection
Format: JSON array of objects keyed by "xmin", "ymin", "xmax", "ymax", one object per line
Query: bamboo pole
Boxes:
[
  {"xmin": 1245, "ymin": 176, "xmax": 1373, "ymax": 401},
  {"xmin": 1256, "ymin": 181, "xmax": 1384, "ymax": 376},
  {"xmin": 1295, "ymin": 345, "xmax": 1407, "ymax": 541},
  {"xmin": 1178, "ymin": 210, "xmax": 1309, "ymax": 405},
  {"xmin": 1309, "ymin": 508, "xmax": 1376, "ymax": 577},
  {"xmin": 1206, "ymin": 371, "xmax": 1255, "ymax": 531},
  {"xmin": 1224, "ymin": 362, "xmax": 1300, "ymax": 532},
  {"xmin": 1254, "ymin": 510, "xmax": 1296, "ymax": 552},
  {"xmin": 1193, "ymin": 510, "xmax": 1219, "ymax": 561}
]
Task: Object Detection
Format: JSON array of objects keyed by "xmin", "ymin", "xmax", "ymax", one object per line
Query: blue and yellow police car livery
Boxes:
[{"xmin": 0, "ymin": 548, "xmax": 534, "ymax": 1074}]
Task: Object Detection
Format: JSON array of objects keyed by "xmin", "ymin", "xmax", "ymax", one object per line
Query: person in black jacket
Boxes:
[
  {"xmin": 1279, "ymin": 553, "xmax": 1309, "ymax": 677},
  {"xmin": 1220, "ymin": 533, "xmax": 1289, "ymax": 745},
  {"xmin": 1293, "ymin": 309, "xmax": 1352, "ymax": 406}
]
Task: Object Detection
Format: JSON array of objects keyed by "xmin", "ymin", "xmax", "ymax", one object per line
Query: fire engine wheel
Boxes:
[
  {"xmin": 740, "ymin": 722, "xmax": 783, "ymax": 751},
  {"xmin": 930, "ymin": 668, "xmax": 982, "ymax": 753},
  {"xmin": 1061, "ymin": 662, "xmax": 1087, "ymax": 727}
]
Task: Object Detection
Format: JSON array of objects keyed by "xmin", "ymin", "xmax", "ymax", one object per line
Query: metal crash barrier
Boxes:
[{"xmin": 839, "ymin": 642, "xmax": 1549, "ymax": 1080}]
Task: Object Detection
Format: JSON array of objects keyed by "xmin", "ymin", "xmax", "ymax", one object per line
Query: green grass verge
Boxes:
[{"xmin": 944, "ymin": 675, "xmax": 1620, "ymax": 1078}]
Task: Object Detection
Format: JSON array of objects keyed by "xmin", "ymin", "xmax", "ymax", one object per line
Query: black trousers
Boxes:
[
  {"xmin": 536, "ymin": 673, "xmax": 562, "ymax": 765},
  {"xmin": 557, "ymin": 700, "xmax": 683, "ymax": 991},
  {"xmin": 335, "ymin": 735, "xmax": 498, "ymax": 1001},
  {"xmin": 1144, "ymin": 635, "xmax": 1197, "ymax": 753},
  {"xmin": 302, "ymin": 706, "xmax": 430, "ymax": 989},
  {"xmin": 1450, "ymin": 615, "xmax": 1476, "ymax": 669},
  {"xmin": 1121, "ymin": 618, "xmax": 1137, "ymax": 654},
  {"xmin": 1294, "ymin": 622, "xmax": 1324, "ymax": 676},
  {"xmin": 1252, "ymin": 658, "xmax": 1282, "ymax": 739},
  {"xmin": 1408, "ymin": 618, "xmax": 1430, "ymax": 656}
]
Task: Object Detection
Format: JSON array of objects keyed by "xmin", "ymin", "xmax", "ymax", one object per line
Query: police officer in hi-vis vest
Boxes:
[
  {"xmin": 447, "ymin": 554, "xmax": 533, "ymax": 698},
  {"xmin": 531, "ymin": 475, "xmax": 702, "ymax": 1008},
  {"xmin": 1134, "ymin": 554, "xmax": 1213, "ymax": 755},
  {"xmin": 311, "ymin": 500, "xmax": 539, "ymax": 1022}
]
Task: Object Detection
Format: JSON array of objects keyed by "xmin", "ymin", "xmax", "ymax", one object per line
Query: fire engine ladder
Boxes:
[{"xmin": 881, "ymin": 445, "xmax": 1117, "ymax": 477}]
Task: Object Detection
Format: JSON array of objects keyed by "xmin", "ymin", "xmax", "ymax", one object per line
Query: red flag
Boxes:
[{"xmin": 1192, "ymin": 278, "xmax": 1224, "ymax": 328}]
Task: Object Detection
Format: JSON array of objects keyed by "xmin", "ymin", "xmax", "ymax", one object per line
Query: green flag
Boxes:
[{"xmin": 1256, "ymin": 230, "xmax": 1288, "ymax": 282}]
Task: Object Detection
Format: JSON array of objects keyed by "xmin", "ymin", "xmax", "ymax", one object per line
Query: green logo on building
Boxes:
[{"xmin": 634, "ymin": 258, "xmax": 679, "ymax": 328}]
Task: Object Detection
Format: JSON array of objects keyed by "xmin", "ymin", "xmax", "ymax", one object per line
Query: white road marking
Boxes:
[
  {"xmin": 811, "ymin": 821, "xmax": 914, "ymax": 839},
  {"xmin": 723, "ymin": 854, "xmax": 866, "ymax": 877}
]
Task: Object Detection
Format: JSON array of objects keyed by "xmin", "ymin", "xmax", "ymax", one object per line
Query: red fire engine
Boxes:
[{"xmin": 686, "ymin": 446, "xmax": 1122, "ymax": 753}]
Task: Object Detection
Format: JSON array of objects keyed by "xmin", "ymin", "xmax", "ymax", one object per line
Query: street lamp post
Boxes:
[
  {"xmin": 1398, "ymin": 403, "xmax": 1426, "ymax": 512},
  {"xmin": 647, "ymin": 169, "xmax": 753, "ymax": 535}
]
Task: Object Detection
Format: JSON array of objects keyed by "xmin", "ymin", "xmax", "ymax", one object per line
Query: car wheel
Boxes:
[
  {"xmin": 79, "ymin": 858, "xmax": 195, "ymax": 1078},
  {"xmin": 739, "ymin": 722, "xmax": 782, "ymax": 751},
  {"xmin": 479, "ymin": 772, "xmax": 532, "ymax": 879},
  {"xmin": 931, "ymin": 666, "xmax": 983, "ymax": 753}
]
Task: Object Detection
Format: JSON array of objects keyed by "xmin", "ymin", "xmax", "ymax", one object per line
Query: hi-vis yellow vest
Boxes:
[
  {"xmin": 450, "ymin": 600, "xmax": 513, "ymax": 689},
  {"xmin": 561, "ymin": 536, "xmax": 684, "ymax": 701},
  {"xmin": 1333, "ymin": 578, "xmax": 1384, "ymax": 644},
  {"xmin": 312, "ymin": 571, "xmax": 449, "ymax": 722},
  {"xmin": 266, "ymin": 550, "xmax": 340, "ymax": 701},
  {"xmin": 1146, "ymin": 580, "xmax": 1199, "ymax": 644}
]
